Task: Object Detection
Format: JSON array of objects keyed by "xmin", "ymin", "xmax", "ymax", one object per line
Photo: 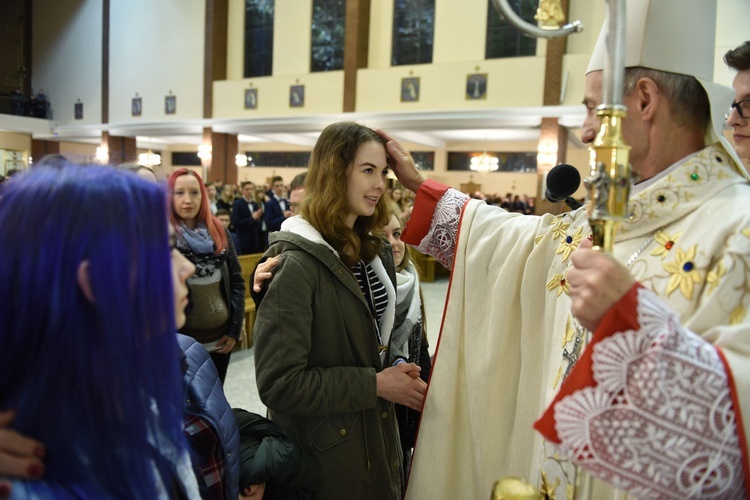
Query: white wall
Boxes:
[
  {"xmin": 33, "ymin": 0, "xmax": 102, "ymax": 125},
  {"xmin": 109, "ymin": 0, "xmax": 205, "ymax": 124},
  {"xmin": 715, "ymin": 0, "xmax": 750, "ymax": 87}
]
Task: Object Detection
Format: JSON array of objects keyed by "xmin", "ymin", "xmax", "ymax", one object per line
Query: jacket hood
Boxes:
[
  {"xmin": 270, "ymin": 216, "xmax": 397, "ymax": 363},
  {"xmin": 279, "ymin": 216, "xmax": 339, "ymax": 257}
]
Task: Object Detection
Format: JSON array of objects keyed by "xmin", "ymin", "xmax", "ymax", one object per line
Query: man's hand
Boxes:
[
  {"xmin": 253, "ymin": 256, "xmax": 280, "ymax": 293},
  {"xmin": 375, "ymin": 129, "xmax": 426, "ymax": 193},
  {"xmin": 240, "ymin": 483, "xmax": 265, "ymax": 499},
  {"xmin": 567, "ymin": 239, "xmax": 635, "ymax": 331},
  {"xmin": 283, "ymin": 210, "xmax": 293, "ymax": 218},
  {"xmin": 252, "ymin": 208, "xmax": 262, "ymax": 220},
  {"xmin": 0, "ymin": 410, "xmax": 45, "ymax": 495},
  {"xmin": 215, "ymin": 336, "xmax": 237, "ymax": 354},
  {"xmin": 376, "ymin": 363, "xmax": 427, "ymax": 411}
]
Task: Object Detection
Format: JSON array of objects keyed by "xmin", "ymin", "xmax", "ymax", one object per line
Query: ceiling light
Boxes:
[
  {"xmin": 139, "ymin": 150, "xmax": 161, "ymax": 167},
  {"xmin": 470, "ymin": 153, "xmax": 499, "ymax": 173}
]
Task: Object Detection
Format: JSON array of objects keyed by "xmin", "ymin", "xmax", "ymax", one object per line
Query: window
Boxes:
[
  {"xmin": 311, "ymin": 0, "xmax": 346, "ymax": 72},
  {"xmin": 391, "ymin": 0, "xmax": 435, "ymax": 66},
  {"xmin": 411, "ymin": 151, "xmax": 435, "ymax": 171},
  {"xmin": 244, "ymin": 0, "xmax": 275, "ymax": 78},
  {"xmin": 485, "ymin": 0, "xmax": 537, "ymax": 59},
  {"xmin": 447, "ymin": 151, "xmax": 537, "ymax": 172},
  {"xmin": 171, "ymin": 152, "xmax": 202, "ymax": 166},
  {"xmin": 245, "ymin": 152, "xmax": 311, "ymax": 167}
]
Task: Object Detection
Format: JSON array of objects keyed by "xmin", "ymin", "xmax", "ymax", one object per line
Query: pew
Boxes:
[
  {"xmin": 410, "ymin": 249, "xmax": 449, "ymax": 282},
  {"xmin": 237, "ymin": 253, "xmax": 264, "ymax": 349}
]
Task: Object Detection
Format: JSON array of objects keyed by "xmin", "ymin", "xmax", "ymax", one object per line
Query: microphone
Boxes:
[{"xmin": 545, "ymin": 163, "xmax": 583, "ymax": 210}]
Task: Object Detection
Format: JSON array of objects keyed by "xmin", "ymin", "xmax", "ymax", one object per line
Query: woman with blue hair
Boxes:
[{"xmin": 0, "ymin": 164, "xmax": 200, "ymax": 498}]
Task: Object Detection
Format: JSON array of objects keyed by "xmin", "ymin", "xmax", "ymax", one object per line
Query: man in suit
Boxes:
[
  {"xmin": 263, "ymin": 176, "xmax": 291, "ymax": 238},
  {"xmin": 231, "ymin": 181, "xmax": 264, "ymax": 254}
]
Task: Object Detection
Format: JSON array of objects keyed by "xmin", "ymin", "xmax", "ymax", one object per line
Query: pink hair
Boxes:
[{"xmin": 167, "ymin": 169, "xmax": 227, "ymax": 254}]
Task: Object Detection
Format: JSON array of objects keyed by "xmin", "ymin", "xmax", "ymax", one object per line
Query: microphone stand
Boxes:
[{"xmin": 564, "ymin": 196, "xmax": 582, "ymax": 211}]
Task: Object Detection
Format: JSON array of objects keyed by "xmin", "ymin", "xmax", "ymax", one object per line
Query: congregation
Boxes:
[{"xmin": 2, "ymin": 2, "xmax": 750, "ymax": 500}]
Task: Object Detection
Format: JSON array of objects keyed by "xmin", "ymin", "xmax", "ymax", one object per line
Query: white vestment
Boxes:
[{"xmin": 404, "ymin": 144, "xmax": 750, "ymax": 499}]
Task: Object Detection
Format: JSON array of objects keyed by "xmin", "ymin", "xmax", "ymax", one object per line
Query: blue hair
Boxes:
[{"xmin": 0, "ymin": 165, "xmax": 189, "ymax": 497}]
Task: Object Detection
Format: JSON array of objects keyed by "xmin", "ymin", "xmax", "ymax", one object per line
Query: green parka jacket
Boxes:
[{"xmin": 253, "ymin": 217, "xmax": 403, "ymax": 500}]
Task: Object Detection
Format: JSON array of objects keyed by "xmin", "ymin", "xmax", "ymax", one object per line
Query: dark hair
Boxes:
[
  {"xmin": 623, "ymin": 67, "xmax": 709, "ymax": 132},
  {"xmin": 724, "ymin": 41, "xmax": 750, "ymax": 72},
  {"xmin": 216, "ymin": 208, "xmax": 231, "ymax": 217},
  {"xmin": 117, "ymin": 162, "xmax": 155, "ymax": 177},
  {"xmin": 271, "ymin": 175, "xmax": 283, "ymax": 184},
  {"xmin": 33, "ymin": 154, "xmax": 67, "ymax": 169},
  {"xmin": 241, "ymin": 181, "xmax": 255, "ymax": 189},
  {"xmin": 301, "ymin": 122, "xmax": 388, "ymax": 267},
  {"xmin": 290, "ymin": 172, "xmax": 307, "ymax": 192},
  {"xmin": 0, "ymin": 164, "xmax": 188, "ymax": 496}
]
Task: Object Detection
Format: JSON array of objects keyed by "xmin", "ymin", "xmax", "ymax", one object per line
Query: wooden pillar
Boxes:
[
  {"xmin": 102, "ymin": 0, "xmax": 110, "ymax": 124},
  {"xmin": 343, "ymin": 0, "xmax": 370, "ymax": 112},
  {"xmin": 104, "ymin": 132, "xmax": 136, "ymax": 165},
  {"xmin": 23, "ymin": 0, "xmax": 32, "ymax": 96},
  {"xmin": 31, "ymin": 140, "xmax": 60, "ymax": 161},
  {"xmin": 204, "ymin": 0, "xmax": 228, "ymax": 119},
  {"xmin": 201, "ymin": 128, "xmax": 238, "ymax": 184},
  {"xmin": 535, "ymin": 0, "xmax": 573, "ymax": 215}
]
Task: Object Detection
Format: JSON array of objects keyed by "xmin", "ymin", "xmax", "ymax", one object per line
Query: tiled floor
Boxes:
[{"xmin": 222, "ymin": 276, "xmax": 450, "ymax": 413}]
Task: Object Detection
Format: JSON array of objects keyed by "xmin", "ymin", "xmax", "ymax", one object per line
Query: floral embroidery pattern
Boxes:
[
  {"xmin": 562, "ymin": 316, "xmax": 576, "ymax": 347},
  {"xmin": 536, "ymin": 217, "xmax": 570, "ymax": 245},
  {"xmin": 553, "ymin": 288, "xmax": 744, "ymax": 499},
  {"xmin": 420, "ymin": 189, "xmax": 469, "ymax": 268},
  {"xmin": 650, "ymin": 230, "xmax": 681, "ymax": 258},
  {"xmin": 546, "ymin": 273, "xmax": 570, "ymax": 296},
  {"xmin": 623, "ymin": 146, "xmax": 732, "ymax": 233},
  {"xmin": 555, "ymin": 227, "xmax": 583, "ymax": 262},
  {"xmin": 729, "ymin": 305, "xmax": 746, "ymax": 325},
  {"xmin": 551, "ymin": 219, "xmax": 570, "ymax": 240},
  {"xmin": 662, "ymin": 245, "xmax": 703, "ymax": 300},
  {"xmin": 705, "ymin": 261, "xmax": 726, "ymax": 295}
]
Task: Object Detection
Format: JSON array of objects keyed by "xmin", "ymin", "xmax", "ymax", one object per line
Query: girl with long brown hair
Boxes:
[{"xmin": 253, "ymin": 122, "xmax": 426, "ymax": 499}]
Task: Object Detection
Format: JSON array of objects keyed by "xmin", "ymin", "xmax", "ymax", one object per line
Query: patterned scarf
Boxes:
[
  {"xmin": 175, "ymin": 222, "xmax": 226, "ymax": 278},
  {"xmin": 392, "ymin": 263, "xmax": 423, "ymax": 365}
]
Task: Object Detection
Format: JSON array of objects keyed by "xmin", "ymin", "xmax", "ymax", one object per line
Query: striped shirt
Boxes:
[{"xmin": 352, "ymin": 261, "xmax": 388, "ymax": 334}]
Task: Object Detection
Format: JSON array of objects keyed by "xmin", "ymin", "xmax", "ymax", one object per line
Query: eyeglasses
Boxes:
[{"xmin": 726, "ymin": 98, "xmax": 750, "ymax": 120}]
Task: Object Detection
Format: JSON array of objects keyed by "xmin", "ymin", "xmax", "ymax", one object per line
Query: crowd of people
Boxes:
[
  {"xmin": 0, "ymin": 3, "xmax": 749, "ymax": 498},
  {"xmin": 469, "ymin": 192, "xmax": 536, "ymax": 214},
  {"xmin": 192, "ymin": 176, "xmax": 417, "ymax": 259}
]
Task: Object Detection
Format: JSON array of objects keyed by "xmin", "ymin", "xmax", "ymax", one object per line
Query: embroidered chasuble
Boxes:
[{"xmin": 403, "ymin": 144, "xmax": 750, "ymax": 500}]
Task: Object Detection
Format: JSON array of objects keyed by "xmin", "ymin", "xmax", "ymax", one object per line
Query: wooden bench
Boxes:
[
  {"xmin": 410, "ymin": 250, "xmax": 448, "ymax": 282},
  {"xmin": 237, "ymin": 253, "xmax": 264, "ymax": 349}
]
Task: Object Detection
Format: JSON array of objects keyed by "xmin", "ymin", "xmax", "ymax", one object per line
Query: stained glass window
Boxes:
[
  {"xmin": 244, "ymin": 0, "xmax": 275, "ymax": 78},
  {"xmin": 311, "ymin": 0, "xmax": 346, "ymax": 72},
  {"xmin": 411, "ymin": 151, "xmax": 435, "ymax": 171},
  {"xmin": 392, "ymin": 0, "xmax": 435, "ymax": 66},
  {"xmin": 485, "ymin": 0, "xmax": 537, "ymax": 59}
]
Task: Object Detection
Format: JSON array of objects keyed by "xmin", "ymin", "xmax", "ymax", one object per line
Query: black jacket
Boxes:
[
  {"xmin": 231, "ymin": 198, "xmax": 263, "ymax": 254},
  {"xmin": 222, "ymin": 228, "xmax": 246, "ymax": 340}
]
